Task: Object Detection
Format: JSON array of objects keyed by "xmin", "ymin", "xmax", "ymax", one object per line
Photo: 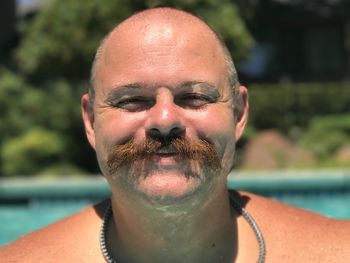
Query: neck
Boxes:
[{"xmin": 106, "ymin": 186, "xmax": 238, "ymax": 263}]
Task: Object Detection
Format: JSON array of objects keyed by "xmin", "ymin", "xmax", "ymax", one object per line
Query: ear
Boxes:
[
  {"xmin": 234, "ymin": 85, "xmax": 249, "ymax": 140},
  {"xmin": 81, "ymin": 93, "xmax": 96, "ymax": 150}
]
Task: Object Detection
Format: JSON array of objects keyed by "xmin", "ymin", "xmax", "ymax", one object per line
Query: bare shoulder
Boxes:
[
  {"xmin": 239, "ymin": 191, "xmax": 350, "ymax": 262},
  {"xmin": 0, "ymin": 200, "xmax": 109, "ymax": 263}
]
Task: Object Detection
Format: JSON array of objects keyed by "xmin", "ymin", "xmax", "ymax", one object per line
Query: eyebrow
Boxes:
[
  {"xmin": 175, "ymin": 81, "xmax": 218, "ymax": 93},
  {"xmin": 105, "ymin": 83, "xmax": 146, "ymax": 103},
  {"xmin": 104, "ymin": 81, "xmax": 219, "ymax": 102}
]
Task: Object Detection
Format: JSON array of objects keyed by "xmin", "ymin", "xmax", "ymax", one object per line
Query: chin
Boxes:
[{"xmin": 136, "ymin": 171, "xmax": 204, "ymax": 204}]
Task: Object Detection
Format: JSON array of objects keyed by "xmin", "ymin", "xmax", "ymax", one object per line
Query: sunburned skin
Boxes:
[{"xmin": 1, "ymin": 193, "xmax": 350, "ymax": 263}]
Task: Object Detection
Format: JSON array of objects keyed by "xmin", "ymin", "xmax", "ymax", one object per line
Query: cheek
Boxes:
[
  {"xmin": 96, "ymin": 111, "xmax": 147, "ymax": 139},
  {"xmin": 93, "ymin": 112, "xmax": 147, "ymax": 159},
  {"xmin": 187, "ymin": 107, "xmax": 236, "ymax": 154}
]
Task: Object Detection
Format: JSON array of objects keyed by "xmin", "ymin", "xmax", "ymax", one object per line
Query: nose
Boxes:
[{"xmin": 145, "ymin": 94, "xmax": 185, "ymax": 140}]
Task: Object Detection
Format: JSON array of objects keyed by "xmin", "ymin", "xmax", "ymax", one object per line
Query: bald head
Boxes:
[{"xmin": 89, "ymin": 7, "xmax": 239, "ymax": 103}]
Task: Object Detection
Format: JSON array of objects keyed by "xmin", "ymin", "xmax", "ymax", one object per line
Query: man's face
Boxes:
[{"xmin": 82, "ymin": 20, "xmax": 246, "ymax": 202}]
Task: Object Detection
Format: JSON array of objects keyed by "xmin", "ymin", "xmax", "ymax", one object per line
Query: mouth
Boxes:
[
  {"xmin": 107, "ymin": 137, "xmax": 221, "ymax": 176},
  {"xmin": 156, "ymin": 152, "xmax": 177, "ymax": 157},
  {"xmin": 155, "ymin": 145, "xmax": 176, "ymax": 154},
  {"xmin": 150, "ymin": 151, "xmax": 183, "ymax": 165}
]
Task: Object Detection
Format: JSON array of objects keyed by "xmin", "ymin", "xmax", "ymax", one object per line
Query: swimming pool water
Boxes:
[
  {"xmin": 0, "ymin": 201, "xmax": 90, "ymax": 246},
  {"xmin": 1, "ymin": 171, "xmax": 349, "ymax": 246}
]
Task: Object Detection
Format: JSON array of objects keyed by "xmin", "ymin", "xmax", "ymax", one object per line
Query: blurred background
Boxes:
[{"xmin": 1, "ymin": 0, "xmax": 350, "ymax": 245}]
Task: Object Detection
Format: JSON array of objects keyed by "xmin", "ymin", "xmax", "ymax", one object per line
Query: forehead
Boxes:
[{"xmin": 94, "ymin": 13, "xmax": 228, "ymax": 93}]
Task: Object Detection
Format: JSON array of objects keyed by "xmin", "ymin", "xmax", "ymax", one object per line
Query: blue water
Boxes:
[
  {"xmin": 1, "ymin": 173, "xmax": 349, "ymax": 246},
  {"xmin": 263, "ymin": 190, "xmax": 350, "ymax": 219},
  {"xmin": 0, "ymin": 200, "xmax": 93, "ymax": 246},
  {"xmin": 1, "ymin": 192, "xmax": 349, "ymax": 247}
]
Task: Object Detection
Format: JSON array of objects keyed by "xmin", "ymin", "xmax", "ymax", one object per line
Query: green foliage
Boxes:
[
  {"xmin": 306, "ymin": 115, "xmax": 350, "ymax": 132},
  {"xmin": 16, "ymin": 0, "xmax": 138, "ymax": 78},
  {"xmin": 0, "ymin": 68, "xmax": 93, "ymax": 176},
  {"xmin": 300, "ymin": 115, "xmax": 350, "ymax": 159},
  {"xmin": 2, "ymin": 128, "xmax": 65, "ymax": 176},
  {"xmin": 245, "ymin": 82, "xmax": 350, "ymax": 168},
  {"xmin": 301, "ymin": 129, "xmax": 349, "ymax": 159},
  {"xmin": 248, "ymin": 82, "xmax": 350, "ymax": 132},
  {"xmin": 0, "ymin": 68, "xmax": 83, "ymax": 137},
  {"xmin": 0, "ymin": 68, "xmax": 46, "ymax": 138}
]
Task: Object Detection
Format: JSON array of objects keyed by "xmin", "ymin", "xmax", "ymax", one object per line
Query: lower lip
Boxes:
[{"xmin": 150, "ymin": 154, "xmax": 182, "ymax": 165}]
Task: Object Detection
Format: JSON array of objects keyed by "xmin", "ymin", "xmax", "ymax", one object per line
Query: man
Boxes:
[{"xmin": 1, "ymin": 7, "xmax": 349, "ymax": 263}]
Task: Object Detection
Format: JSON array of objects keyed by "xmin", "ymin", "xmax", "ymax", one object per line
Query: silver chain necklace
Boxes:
[
  {"xmin": 229, "ymin": 195, "xmax": 266, "ymax": 263},
  {"xmin": 100, "ymin": 196, "xmax": 266, "ymax": 263}
]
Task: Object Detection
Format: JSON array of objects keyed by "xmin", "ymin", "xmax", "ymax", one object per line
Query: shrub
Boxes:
[
  {"xmin": 299, "ymin": 114, "xmax": 350, "ymax": 159},
  {"xmin": 1, "ymin": 128, "xmax": 66, "ymax": 176},
  {"xmin": 248, "ymin": 82, "xmax": 350, "ymax": 132}
]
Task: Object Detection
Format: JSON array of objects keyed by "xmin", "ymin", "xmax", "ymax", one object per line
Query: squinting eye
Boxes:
[
  {"xmin": 109, "ymin": 97, "xmax": 154, "ymax": 112},
  {"xmin": 175, "ymin": 93, "xmax": 215, "ymax": 109}
]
